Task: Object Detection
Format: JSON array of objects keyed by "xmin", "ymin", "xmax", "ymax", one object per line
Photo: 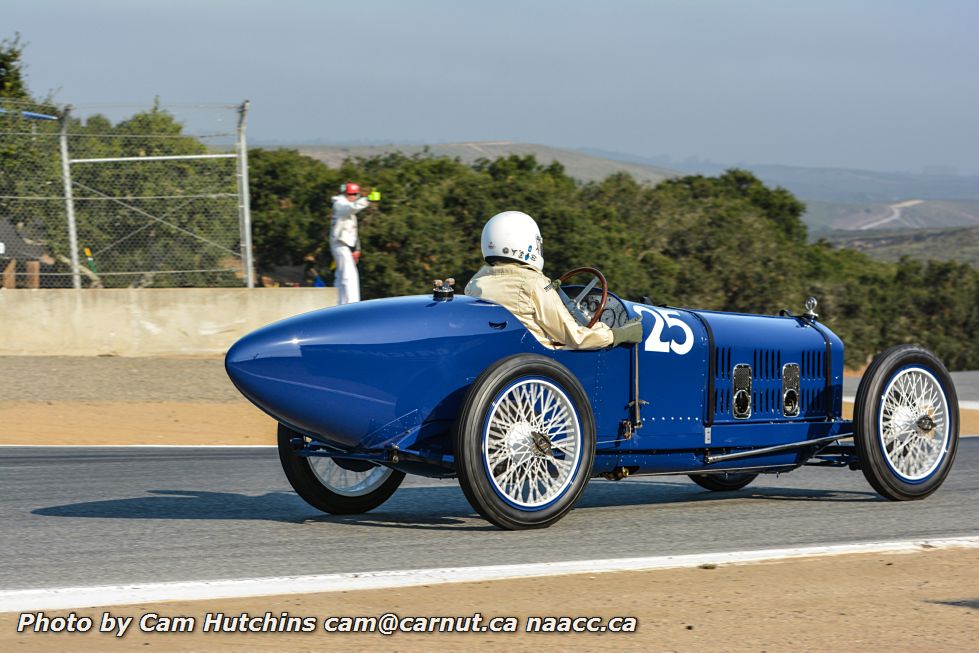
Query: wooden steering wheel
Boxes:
[{"xmin": 557, "ymin": 267, "xmax": 608, "ymax": 328}]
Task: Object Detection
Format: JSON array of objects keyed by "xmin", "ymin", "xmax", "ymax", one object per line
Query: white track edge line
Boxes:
[{"xmin": 3, "ymin": 536, "xmax": 978, "ymax": 612}]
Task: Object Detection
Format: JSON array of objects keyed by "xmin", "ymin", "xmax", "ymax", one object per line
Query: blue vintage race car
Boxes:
[{"xmin": 225, "ymin": 268, "xmax": 960, "ymax": 529}]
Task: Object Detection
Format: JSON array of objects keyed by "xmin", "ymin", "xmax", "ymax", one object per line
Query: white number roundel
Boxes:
[{"xmin": 633, "ymin": 306, "xmax": 694, "ymax": 355}]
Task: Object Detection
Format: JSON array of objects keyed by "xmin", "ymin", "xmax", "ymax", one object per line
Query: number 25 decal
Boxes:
[{"xmin": 633, "ymin": 306, "xmax": 694, "ymax": 355}]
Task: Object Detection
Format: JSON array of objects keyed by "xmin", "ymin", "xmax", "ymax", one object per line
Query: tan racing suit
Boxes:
[{"xmin": 465, "ymin": 263, "xmax": 613, "ymax": 350}]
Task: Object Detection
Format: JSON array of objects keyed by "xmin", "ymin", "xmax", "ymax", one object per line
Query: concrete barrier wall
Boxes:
[{"xmin": 0, "ymin": 288, "xmax": 337, "ymax": 356}]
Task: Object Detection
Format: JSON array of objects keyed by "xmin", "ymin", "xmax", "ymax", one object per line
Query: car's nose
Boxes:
[
  {"xmin": 224, "ymin": 309, "xmax": 403, "ymax": 448},
  {"xmin": 226, "ymin": 321, "xmax": 301, "ymax": 367},
  {"xmin": 225, "ymin": 321, "xmax": 303, "ymax": 411}
]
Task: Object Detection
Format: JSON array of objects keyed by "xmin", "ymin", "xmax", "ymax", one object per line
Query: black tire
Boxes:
[
  {"xmin": 688, "ymin": 472, "xmax": 758, "ymax": 491},
  {"xmin": 277, "ymin": 423, "xmax": 405, "ymax": 514},
  {"xmin": 853, "ymin": 345, "xmax": 959, "ymax": 500},
  {"xmin": 455, "ymin": 354, "xmax": 596, "ymax": 530}
]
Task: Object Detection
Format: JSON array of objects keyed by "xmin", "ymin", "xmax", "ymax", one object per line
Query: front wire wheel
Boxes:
[
  {"xmin": 878, "ymin": 367, "xmax": 949, "ymax": 481},
  {"xmin": 854, "ymin": 345, "xmax": 959, "ymax": 500},
  {"xmin": 456, "ymin": 355, "xmax": 595, "ymax": 530}
]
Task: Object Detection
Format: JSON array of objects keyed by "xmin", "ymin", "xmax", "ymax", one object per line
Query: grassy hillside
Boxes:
[
  {"xmin": 824, "ymin": 226, "xmax": 979, "ymax": 268},
  {"xmin": 582, "ymin": 149, "xmax": 979, "ymax": 203},
  {"xmin": 297, "ymin": 142, "xmax": 679, "ymax": 186},
  {"xmin": 805, "ymin": 199, "xmax": 979, "ymax": 235}
]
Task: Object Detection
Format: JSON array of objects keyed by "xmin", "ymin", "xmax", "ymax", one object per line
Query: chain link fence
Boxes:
[
  {"xmin": 0, "ymin": 99, "xmax": 63, "ymax": 286},
  {"xmin": 0, "ymin": 100, "xmax": 252, "ymax": 288}
]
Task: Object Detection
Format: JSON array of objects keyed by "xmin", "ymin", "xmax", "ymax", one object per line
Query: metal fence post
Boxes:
[
  {"xmin": 58, "ymin": 105, "xmax": 82, "ymax": 289},
  {"xmin": 236, "ymin": 100, "xmax": 255, "ymax": 288}
]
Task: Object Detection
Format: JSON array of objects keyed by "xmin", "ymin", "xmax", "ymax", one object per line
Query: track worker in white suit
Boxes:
[
  {"xmin": 330, "ymin": 182, "xmax": 371, "ymax": 304},
  {"xmin": 465, "ymin": 211, "xmax": 643, "ymax": 350}
]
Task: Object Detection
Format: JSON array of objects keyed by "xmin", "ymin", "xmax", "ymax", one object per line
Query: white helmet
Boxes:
[{"xmin": 480, "ymin": 211, "xmax": 544, "ymax": 271}]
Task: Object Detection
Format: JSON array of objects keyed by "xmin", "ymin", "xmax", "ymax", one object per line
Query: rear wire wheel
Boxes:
[
  {"xmin": 277, "ymin": 423, "xmax": 405, "ymax": 514},
  {"xmin": 455, "ymin": 354, "xmax": 596, "ymax": 530}
]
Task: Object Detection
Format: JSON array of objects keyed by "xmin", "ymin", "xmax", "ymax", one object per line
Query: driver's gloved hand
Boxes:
[{"xmin": 612, "ymin": 317, "xmax": 643, "ymax": 347}]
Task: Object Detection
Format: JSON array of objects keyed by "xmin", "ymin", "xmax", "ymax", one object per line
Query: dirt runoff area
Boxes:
[
  {"xmin": 0, "ymin": 356, "xmax": 276, "ymax": 445},
  {"xmin": 3, "ymin": 547, "xmax": 978, "ymax": 652}
]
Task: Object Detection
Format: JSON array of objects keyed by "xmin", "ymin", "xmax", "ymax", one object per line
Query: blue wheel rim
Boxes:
[
  {"xmin": 876, "ymin": 365, "xmax": 951, "ymax": 483},
  {"xmin": 481, "ymin": 376, "xmax": 583, "ymax": 511}
]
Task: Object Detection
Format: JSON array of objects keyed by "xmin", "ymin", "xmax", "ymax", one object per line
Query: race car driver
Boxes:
[{"xmin": 465, "ymin": 210, "xmax": 643, "ymax": 350}]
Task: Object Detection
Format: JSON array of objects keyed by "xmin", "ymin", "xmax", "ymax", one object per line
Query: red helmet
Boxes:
[{"xmin": 344, "ymin": 182, "xmax": 360, "ymax": 196}]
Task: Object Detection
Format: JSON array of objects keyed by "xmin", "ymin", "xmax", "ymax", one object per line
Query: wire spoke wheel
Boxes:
[
  {"xmin": 854, "ymin": 345, "xmax": 959, "ymax": 500},
  {"xmin": 309, "ymin": 454, "xmax": 396, "ymax": 497},
  {"xmin": 484, "ymin": 379, "xmax": 582, "ymax": 509},
  {"xmin": 277, "ymin": 424, "xmax": 405, "ymax": 514},
  {"xmin": 456, "ymin": 354, "xmax": 595, "ymax": 530},
  {"xmin": 879, "ymin": 368, "xmax": 949, "ymax": 481}
]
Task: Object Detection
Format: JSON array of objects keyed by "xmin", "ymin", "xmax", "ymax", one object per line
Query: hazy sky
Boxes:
[{"xmin": 6, "ymin": 0, "xmax": 978, "ymax": 173}]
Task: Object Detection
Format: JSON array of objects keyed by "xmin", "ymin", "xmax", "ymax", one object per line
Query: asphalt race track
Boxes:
[{"xmin": 2, "ymin": 439, "xmax": 977, "ymax": 593}]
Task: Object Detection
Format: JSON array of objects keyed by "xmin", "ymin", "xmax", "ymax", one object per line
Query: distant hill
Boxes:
[
  {"xmin": 295, "ymin": 142, "xmax": 679, "ymax": 186},
  {"xmin": 578, "ymin": 147, "xmax": 979, "ymax": 240},
  {"xmin": 578, "ymin": 148, "xmax": 979, "ymax": 203},
  {"xmin": 716, "ymin": 164, "xmax": 979, "ymax": 203},
  {"xmin": 824, "ymin": 226, "xmax": 979, "ymax": 268}
]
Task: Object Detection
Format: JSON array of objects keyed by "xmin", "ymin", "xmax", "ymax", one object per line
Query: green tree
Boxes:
[
  {"xmin": 0, "ymin": 34, "xmax": 65, "ymax": 284},
  {"xmin": 0, "ymin": 33, "xmax": 28, "ymax": 99},
  {"xmin": 248, "ymin": 148, "xmax": 340, "ymax": 266}
]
